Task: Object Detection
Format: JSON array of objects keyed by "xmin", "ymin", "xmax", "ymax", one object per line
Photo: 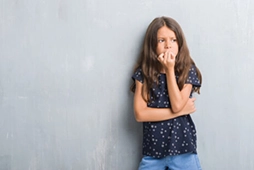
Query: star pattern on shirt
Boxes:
[{"xmin": 132, "ymin": 65, "xmax": 201, "ymax": 158}]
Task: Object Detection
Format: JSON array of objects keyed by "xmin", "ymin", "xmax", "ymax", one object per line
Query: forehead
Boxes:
[{"xmin": 157, "ymin": 26, "xmax": 176, "ymax": 37}]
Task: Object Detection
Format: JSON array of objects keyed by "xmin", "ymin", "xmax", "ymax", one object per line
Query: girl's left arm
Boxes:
[{"xmin": 165, "ymin": 69, "xmax": 192, "ymax": 113}]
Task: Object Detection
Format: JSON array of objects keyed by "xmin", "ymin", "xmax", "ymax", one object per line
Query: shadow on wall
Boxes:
[{"xmin": 122, "ymin": 73, "xmax": 143, "ymax": 170}]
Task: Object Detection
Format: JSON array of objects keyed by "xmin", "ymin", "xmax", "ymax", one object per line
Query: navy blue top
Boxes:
[{"xmin": 132, "ymin": 65, "xmax": 201, "ymax": 158}]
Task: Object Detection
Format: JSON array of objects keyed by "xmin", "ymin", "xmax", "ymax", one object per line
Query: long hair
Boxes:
[{"xmin": 131, "ymin": 16, "xmax": 202, "ymax": 102}]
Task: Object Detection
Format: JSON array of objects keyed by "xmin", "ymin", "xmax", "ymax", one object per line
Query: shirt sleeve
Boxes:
[
  {"xmin": 185, "ymin": 65, "xmax": 201, "ymax": 87},
  {"xmin": 132, "ymin": 68, "xmax": 144, "ymax": 83}
]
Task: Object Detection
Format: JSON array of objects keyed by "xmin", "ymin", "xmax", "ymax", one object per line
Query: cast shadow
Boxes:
[{"xmin": 121, "ymin": 71, "xmax": 143, "ymax": 170}]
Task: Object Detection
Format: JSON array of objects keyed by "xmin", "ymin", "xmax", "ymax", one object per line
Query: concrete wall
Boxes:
[{"xmin": 1, "ymin": 0, "xmax": 254, "ymax": 169}]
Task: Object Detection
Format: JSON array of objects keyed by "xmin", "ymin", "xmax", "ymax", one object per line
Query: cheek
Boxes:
[
  {"xmin": 156, "ymin": 46, "xmax": 162, "ymax": 55},
  {"xmin": 156, "ymin": 44, "xmax": 166, "ymax": 55},
  {"xmin": 174, "ymin": 45, "xmax": 179, "ymax": 55},
  {"xmin": 175, "ymin": 48, "xmax": 179, "ymax": 55}
]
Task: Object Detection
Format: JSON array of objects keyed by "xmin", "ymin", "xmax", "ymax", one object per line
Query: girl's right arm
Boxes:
[{"xmin": 133, "ymin": 80, "xmax": 196, "ymax": 122}]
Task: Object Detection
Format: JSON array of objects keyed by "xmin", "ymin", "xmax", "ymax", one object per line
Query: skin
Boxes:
[
  {"xmin": 157, "ymin": 26, "xmax": 193, "ymax": 113},
  {"xmin": 133, "ymin": 25, "xmax": 196, "ymax": 122}
]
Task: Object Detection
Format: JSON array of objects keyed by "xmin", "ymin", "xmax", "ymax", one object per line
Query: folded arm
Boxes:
[
  {"xmin": 133, "ymin": 80, "xmax": 195, "ymax": 122},
  {"xmin": 165, "ymin": 68, "xmax": 193, "ymax": 113}
]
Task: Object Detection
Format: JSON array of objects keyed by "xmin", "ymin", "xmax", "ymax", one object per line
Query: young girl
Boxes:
[{"xmin": 131, "ymin": 16, "xmax": 202, "ymax": 170}]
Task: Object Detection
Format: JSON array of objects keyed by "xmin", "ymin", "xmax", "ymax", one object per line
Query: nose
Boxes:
[{"xmin": 165, "ymin": 40, "xmax": 171, "ymax": 49}]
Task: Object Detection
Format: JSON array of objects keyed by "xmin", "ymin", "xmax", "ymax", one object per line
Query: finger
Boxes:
[
  {"xmin": 165, "ymin": 51, "xmax": 170, "ymax": 61},
  {"xmin": 157, "ymin": 53, "xmax": 164, "ymax": 61},
  {"xmin": 169, "ymin": 51, "xmax": 176, "ymax": 60}
]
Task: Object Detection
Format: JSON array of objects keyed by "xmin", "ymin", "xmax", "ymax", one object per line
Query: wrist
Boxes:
[
  {"xmin": 178, "ymin": 109, "xmax": 187, "ymax": 116},
  {"xmin": 165, "ymin": 67, "xmax": 174, "ymax": 73},
  {"xmin": 165, "ymin": 68, "xmax": 175, "ymax": 77}
]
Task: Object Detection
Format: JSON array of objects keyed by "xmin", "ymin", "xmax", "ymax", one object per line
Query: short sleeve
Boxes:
[
  {"xmin": 186, "ymin": 65, "xmax": 201, "ymax": 87},
  {"xmin": 132, "ymin": 68, "xmax": 144, "ymax": 83}
]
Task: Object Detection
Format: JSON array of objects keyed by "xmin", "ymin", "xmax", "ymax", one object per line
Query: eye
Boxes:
[
  {"xmin": 171, "ymin": 39, "xmax": 177, "ymax": 42},
  {"xmin": 158, "ymin": 39, "xmax": 164, "ymax": 43}
]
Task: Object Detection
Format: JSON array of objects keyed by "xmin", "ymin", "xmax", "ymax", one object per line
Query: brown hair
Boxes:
[{"xmin": 131, "ymin": 16, "xmax": 202, "ymax": 102}]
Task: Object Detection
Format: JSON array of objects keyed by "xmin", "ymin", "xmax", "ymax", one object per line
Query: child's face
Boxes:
[{"xmin": 156, "ymin": 26, "xmax": 179, "ymax": 57}]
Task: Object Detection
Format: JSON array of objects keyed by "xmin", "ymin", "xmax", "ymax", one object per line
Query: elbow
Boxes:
[
  {"xmin": 135, "ymin": 117, "xmax": 143, "ymax": 122},
  {"xmin": 171, "ymin": 104, "xmax": 183, "ymax": 113},
  {"xmin": 134, "ymin": 110, "xmax": 144, "ymax": 122}
]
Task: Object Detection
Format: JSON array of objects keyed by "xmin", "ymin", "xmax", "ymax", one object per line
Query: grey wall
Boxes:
[{"xmin": 1, "ymin": 0, "xmax": 254, "ymax": 170}]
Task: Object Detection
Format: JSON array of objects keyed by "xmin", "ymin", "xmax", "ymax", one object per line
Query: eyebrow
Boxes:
[{"xmin": 157, "ymin": 36, "xmax": 176, "ymax": 39}]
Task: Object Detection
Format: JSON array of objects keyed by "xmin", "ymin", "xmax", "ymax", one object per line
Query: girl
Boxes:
[{"xmin": 131, "ymin": 16, "xmax": 202, "ymax": 170}]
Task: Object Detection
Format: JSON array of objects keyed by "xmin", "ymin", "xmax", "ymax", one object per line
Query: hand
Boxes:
[
  {"xmin": 157, "ymin": 51, "xmax": 176, "ymax": 70},
  {"xmin": 180, "ymin": 98, "xmax": 196, "ymax": 116}
]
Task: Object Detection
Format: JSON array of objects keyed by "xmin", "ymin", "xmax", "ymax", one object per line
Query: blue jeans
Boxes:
[{"xmin": 138, "ymin": 152, "xmax": 202, "ymax": 170}]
